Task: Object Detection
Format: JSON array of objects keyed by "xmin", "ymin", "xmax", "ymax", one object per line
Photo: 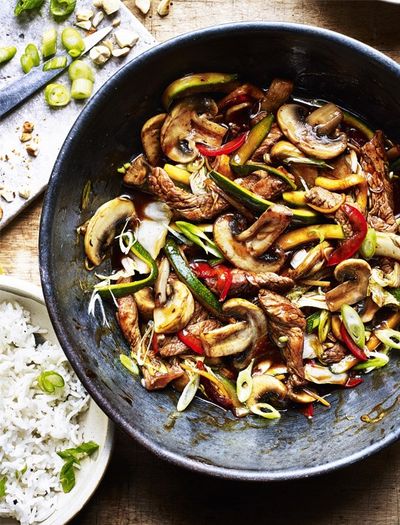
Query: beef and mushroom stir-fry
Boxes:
[{"xmin": 82, "ymin": 72, "xmax": 400, "ymax": 420}]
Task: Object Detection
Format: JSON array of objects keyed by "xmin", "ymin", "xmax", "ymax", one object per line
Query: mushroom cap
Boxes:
[
  {"xmin": 277, "ymin": 104, "xmax": 347, "ymax": 160},
  {"xmin": 153, "ymin": 279, "xmax": 195, "ymax": 334},
  {"xmin": 325, "ymin": 259, "xmax": 371, "ymax": 312},
  {"xmin": 246, "ymin": 374, "xmax": 288, "ymax": 407},
  {"xmin": 213, "ymin": 213, "xmax": 286, "ymax": 273},
  {"xmin": 200, "ymin": 298, "xmax": 267, "ymax": 357},
  {"xmin": 84, "ymin": 196, "xmax": 136, "ymax": 266},
  {"xmin": 134, "ymin": 287, "xmax": 155, "ymax": 320},
  {"xmin": 141, "ymin": 113, "xmax": 167, "ymax": 167}
]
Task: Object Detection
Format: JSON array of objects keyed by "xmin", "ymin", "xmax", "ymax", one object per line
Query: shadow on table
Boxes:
[{"xmin": 72, "ymin": 428, "xmax": 400, "ymax": 525}]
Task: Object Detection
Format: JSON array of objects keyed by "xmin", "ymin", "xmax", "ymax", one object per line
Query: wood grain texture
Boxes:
[{"xmin": 1, "ymin": 1, "xmax": 400, "ymax": 523}]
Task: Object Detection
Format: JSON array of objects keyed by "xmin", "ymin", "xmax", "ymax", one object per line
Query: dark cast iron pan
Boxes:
[{"xmin": 39, "ymin": 22, "xmax": 400, "ymax": 481}]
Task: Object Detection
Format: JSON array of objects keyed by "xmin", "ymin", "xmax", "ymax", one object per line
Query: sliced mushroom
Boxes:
[
  {"xmin": 160, "ymin": 96, "xmax": 227, "ymax": 163},
  {"xmin": 141, "ymin": 113, "xmax": 167, "ymax": 166},
  {"xmin": 246, "ymin": 374, "xmax": 287, "ymax": 408},
  {"xmin": 277, "ymin": 104, "xmax": 347, "ymax": 160},
  {"xmin": 133, "ymin": 287, "xmax": 155, "ymax": 320},
  {"xmin": 288, "ymin": 241, "xmax": 332, "ymax": 280},
  {"xmin": 260, "ymin": 78, "xmax": 294, "ymax": 113},
  {"xmin": 84, "ymin": 196, "xmax": 135, "ymax": 266},
  {"xmin": 154, "ymin": 257, "xmax": 170, "ymax": 306},
  {"xmin": 306, "ymin": 103, "xmax": 343, "ymax": 136},
  {"xmin": 123, "ymin": 154, "xmax": 150, "ymax": 186},
  {"xmin": 235, "ymin": 204, "xmax": 293, "ymax": 257},
  {"xmin": 200, "ymin": 298, "xmax": 267, "ymax": 357},
  {"xmin": 325, "ymin": 259, "xmax": 371, "ymax": 312},
  {"xmin": 304, "ymin": 363, "xmax": 348, "ymax": 385},
  {"xmin": 153, "ymin": 279, "xmax": 195, "ymax": 334},
  {"xmin": 213, "ymin": 213, "xmax": 286, "ymax": 273}
]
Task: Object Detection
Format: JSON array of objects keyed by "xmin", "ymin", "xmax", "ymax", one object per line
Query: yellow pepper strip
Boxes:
[
  {"xmin": 180, "ymin": 363, "xmax": 230, "ymax": 399},
  {"xmin": 355, "ymin": 180, "xmax": 368, "ymax": 213},
  {"xmin": 276, "ymin": 224, "xmax": 344, "ymax": 250},
  {"xmin": 367, "ymin": 311, "xmax": 400, "ymax": 351},
  {"xmin": 331, "ymin": 315, "xmax": 342, "ymax": 340},
  {"xmin": 315, "ymin": 173, "xmax": 365, "ymax": 191},
  {"xmin": 282, "ymin": 191, "xmax": 306, "ymax": 206},
  {"xmin": 164, "ymin": 164, "xmax": 191, "ymax": 185},
  {"xmin": 300, "ymin": 279, "xmax": 331, "ymax": 287}
]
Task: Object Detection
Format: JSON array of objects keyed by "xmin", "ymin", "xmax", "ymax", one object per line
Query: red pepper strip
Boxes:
[
  {"xmin": 300, "ymin": 403, "xmax": 314, "ymax": 419},
  {"xmin": 340, "ymin": 323, "xmax": 368, "ymax": 361},
  {"xmin": 327, "ymin": 204, "xmax": 368, "ymax": 266},
  {"xmin": 178, "ymin": 329, "xmax": 204, "ymax": 355},
  {"xmin": 191, "ymin": 262, "xmax": 232, "ymax": 301},
  {"xmin": 217, "ymin": 269, "xmax": 233, "ymax": 302},
  {"xmin": 151, "ymin": 333, "xmax": 159, "ymax": 355},
  {"xmin": 344, "ymin": 376, "xmax": 364, "ymax": 388},
  {"xmin": 196, "ymin": 133, "xmax": 247, "ymax": 157}
]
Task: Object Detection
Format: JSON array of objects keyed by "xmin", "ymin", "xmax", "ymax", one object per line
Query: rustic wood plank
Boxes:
[{"xmin": 1, "ymin": 1, "xmax": 400, "ymax": 523}]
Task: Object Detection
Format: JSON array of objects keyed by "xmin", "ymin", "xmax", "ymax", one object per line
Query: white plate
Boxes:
[{"xmin": 0, "ymin": 276, "xmax": 114, "ymax": 525}]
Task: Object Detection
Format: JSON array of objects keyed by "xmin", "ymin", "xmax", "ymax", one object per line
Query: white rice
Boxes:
[{"xmin": 0, "ymin": 300, "xmax": 90, "ymax": 525}]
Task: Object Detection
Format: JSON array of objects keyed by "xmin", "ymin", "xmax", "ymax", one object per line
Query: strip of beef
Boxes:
[
  {"xmin": 251, "ymin": 124, "xmax": 283, "ymax": 162},
  {"xmin": 305, "ymin": 186, "xmax": 343, "ymax": 212},
  {"xmin": 158, "ymin": 319, "xmax": 221, "ymax": 357},
  {"xmin": 203, "ymin": 269, "xmax": 294, "ymax": 297},
  {"xmin": 116, "ymin": 295, "xmax": 141, "ymax": 352},
  {"xmin": 235, "ymin": 170, "xmax": 294, "ymax": 200},
  {"xmin": 258, "ymin": 289, "xmax": 306, "ymax": 392},
  {"xmin": 148, "ymin": 167, "xmax": 228, "ymax": 221},
  {"xmin": 361, "ymin": 131, "xmax": 397, "ymax": 232},
  {"xmin": 321, "ymin": 342, "xmax": 347, "ymax": 364},
  {"xmin": 141, "ymin": 356, "xmax": 184, "ymax": 390},
  {"xmin": 260, "ymin": 79, "xmax": 294, "ymax": 113}
]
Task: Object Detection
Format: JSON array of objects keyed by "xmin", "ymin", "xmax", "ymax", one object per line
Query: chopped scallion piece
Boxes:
[
  {"xmin": 0, "ymin": 477, "xmax": 6, "ymax": 498},
  {"xmin": 57, "ymin": 441, "xmax": 99, "ymax": 462},
  {"xmin": 175, "ymin": 220, "xmax": 222, "ymax": 258},
  {"xmin": 61, "ymin": 27, "xmax": 85, "ymax": 58},
  {"xmin": 374, "ymin": 328, "xmax": 400, "ymax": 349},
  {"xmin": 249, "ymin": 402, "xmax": 281, "ymax": 420},
  {"xmin": 71, "ymin": 78, "xmax": 93, "ymax": 100},
  {"xmin": 20, "ymin": 54, "xmax": 34, "ymax": 74},
  {"xmin": 44, "ymin": 83, "xmax": 71, "ymax": 107},
  {"xmin": 50, "ymin": 0, "xmax": 76, "ymax": 19},
  {"xmin": 42, "ymin": 28, "xmax": 58, "ymax": 59},
  {"xmin": 354, "ymin": 351, "xmax": 389, "ymax": 371},
  {"xmin": 0, "ymin": 47, "xmax": 17, "ymax": 65},
  {"xmin": 25, "ymin": 44, "xmax": 40, "ymax": 66},
  {"xmin": 68, "ymin": 59, "xmax": 94, "ymax": 82},
  {"xmin": 43, "ymin": 55, "xmax": 68, "ymax": 71},
  {"xmin": 177, "ymin": 373, "xmax": 200, "ymax": 411},
  {"xmin": 37, "ymin": 370, "xmax": 65, "ymax": 393},
  {"xmin": 120, "ymin": 354, "xmax": 139, "ymax": 375},
  {"xmin": 341, "ymin": 304, "xmax": 365, "ymax": 349},
  {"xmin": 318, "ymin": 310, "xmax": 330, "ymax": 343},
  {"xmin": 236, "ymin": 359, "xmax": 254, "ymax": 403}
]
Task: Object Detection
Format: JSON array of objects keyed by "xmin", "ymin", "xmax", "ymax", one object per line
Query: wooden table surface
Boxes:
[{"xmin": 2, "ymin": 1, "xmax": 400, "ymax": 523}]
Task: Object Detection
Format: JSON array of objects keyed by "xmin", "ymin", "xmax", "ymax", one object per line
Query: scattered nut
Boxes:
[
  {"xmin": 92, "ymin": 0, "xmax": 103, "ymax": 7},
  {"xmin": 76, "ymin": 8, "xmax": 94, "ymax": 21},
  {"xmin": 90, "ymin": 44, "xmax": 111, "ymax": 65},
  {"xmin": 18, "ymin": 188, "xmax": 31, "ymax": 200},
  {"xmin": 20, "ymin": 132, "xmax": 32, "ymax": 143},
  {"xmin": 75, "ymin": 20, "xmax": 92, "ymax": 30},
  {"xmin": 92, "ymin": 11, "xmax": 104, "ymax": 28},
  {"xmin": 0, "ymin": 207, "xmax": 3, "ymax": 221},
  {"xmin": 102, "ymin": 0, "xmax": 121, "ymax": 15},
  {"xmin": 1, "ymin": 189, "xmax": 16, "ymax": 203},
  {"xmin": 135, "ymin": 0, "xmax": 151, "ymax": 15},
  {"xmin": 102, "ymin": 39, "xmax": 114, "ymax": 52},
  {"xmin": 112, "ymin": 16, "xmax": 121, "ymax": 27},
  {"xmin": 22, "ymin": 121, "xmax": 34, "ymax": 133},
  {"xmin": 157, "ymin": 0, "xmax": 171, "ymax": 16},
  {"xmin": 115, "ymin": 28, "xmax": 139, "ymax": 49},
  {"xmin": 112, "ymin": 47, "xmax": 131, "ymax": 58},
  {"xmin": 26, "ymin": 144, "xmax": 39, "ymax": 157}
]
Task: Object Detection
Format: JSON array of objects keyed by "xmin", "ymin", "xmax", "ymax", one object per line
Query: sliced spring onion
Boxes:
[
  {"xmin": 374, "ymin": 328, "xmax": 400, "ymax": 349},
  {"xmin": 236, "ymin": 359, "xmax": 254, "ymax": 403},
  {"xmin": 0, "ymin": 47, "xmax": 17, "ymax": 65},
  {"xmin": 119, "ymin": 354, "xmax": 140, "ymax": 375},
  {"xmin": 0, "ymin": 477, "xmax": 6, "ymax": 497},
  {"xmin": 57, "ymin": 441, "xmax": 99, "ymax": 462},
  {"xmin": 44, "ymin": 83, "xmax": 71, "ymax": 107},
  {"xmin": 177, "ymin": 373, "xmax": 200, "ymax": 411},
  {"xmin": 68, "ymin": 59, "xmax": 94, "ymax": 81},
  {"xmin": 360, "ymin": 228, "xmax": 377, "ymax": 259},
  {"xmin": 318, "ymin": 310, "xmax": 330, "ymax": 343},
  {"xmin": 175, "ymin": 221, "xmax": 222, "ymax": 258},
  {"xmin": 61, "ymin": 27, "xmax": 85, "ymax": 58},
  {"xmin": 249, "ymin": 402, "xmax": 281, "ymax": 420},
  {"xmin": 37, "ymin": 370, "xmax": 65, "ymax": 393},
  {"xmin": 341, "ymin": 304, "xmax": 365, "ymax": 349},
  {"xmin": 43, "ymin": 55, "xmax": 68, "ymax": 71},
  {"xmin": 353, "ymin": 351, "xmax": 389, "ymax": 371},
  {"xmin": 42, "ymin": 28, "xmax": 57, "ymax": 58},
  {"xmin": 50, "ymin": 0, "xmax": 76, "ymax": 18},
  {"xmin": 20, "ymin": 54, "xmax": 34, "ymax": 74},
  {"xmin": 71, "ymin": 78, "xmax": 93, "ymax": 100},
  {"xmin": 25, "ymin": 43, "xmax": 40, "ymax": 66}
]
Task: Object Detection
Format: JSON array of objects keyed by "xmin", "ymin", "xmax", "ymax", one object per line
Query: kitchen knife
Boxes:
[{"xmin": 0, "ymin": 25, "xmax": 113, "ymax": 119}]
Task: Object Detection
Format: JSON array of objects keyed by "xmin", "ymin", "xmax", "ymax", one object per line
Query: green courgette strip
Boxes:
[
  {"xmin": 164, "ymin": 238, "xmax": 222, "ymax": 317},
  {"xmin": 95, "ymin": 239, "xmax": 158, "ymax": 299},
  {"xmin": 209, "ymin": 170, "xmax": 318, "ymax": 223},
  {"xmin": 238, "ymin": 161, "xmax": 297, "ymax": 189}
]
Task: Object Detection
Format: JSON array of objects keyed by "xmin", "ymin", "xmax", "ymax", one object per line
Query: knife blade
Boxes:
[{"xmin": 0, "ymin": 25, "xmax": 113, "ymax": 120}]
